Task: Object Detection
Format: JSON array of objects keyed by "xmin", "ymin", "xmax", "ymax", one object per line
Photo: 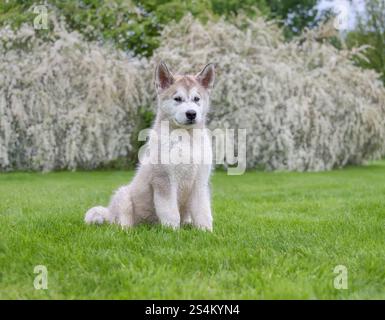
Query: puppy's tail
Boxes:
[
  {"xmin": 84, "ymin": 185, "xmax": 134, "ymax": 228},
  {"xmin": 84, "ymin": 206, "xmax": 111, "ymax": 225}
]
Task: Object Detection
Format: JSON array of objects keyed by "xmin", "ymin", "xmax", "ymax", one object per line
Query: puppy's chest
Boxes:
[
  {"xmin": 173, "ymin": 163, "xmax": 199, "ymax": 203},
  {"xmin": 173, "ymin": 163, "xmax": 199, "ymax": 187},
  {"xmin": 168, "ymin": 138, "xmax": 201, "ymax": 186},
  {"xmin": 166, "ymin": 132, "xmax": 210, "ymax": 199}
]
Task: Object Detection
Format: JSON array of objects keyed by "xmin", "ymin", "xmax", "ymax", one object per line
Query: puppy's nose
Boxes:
[{"xmin": 186, "ymin": 110, "xmax": 197, "ymax": 120}]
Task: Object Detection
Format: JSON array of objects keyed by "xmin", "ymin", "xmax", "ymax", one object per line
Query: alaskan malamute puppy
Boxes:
[{"xmin": 85, "ymin": 62, "xmax": 215, "ymax": 231}]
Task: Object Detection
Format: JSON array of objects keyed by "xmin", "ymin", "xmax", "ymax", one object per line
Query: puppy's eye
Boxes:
[
  {"xmin": 174, "ymin": 96, "xmax": 182, "ymax": 102},
  {"xmin": 193, "ymin": 96, "xmax": 200, "ymax": 102}
]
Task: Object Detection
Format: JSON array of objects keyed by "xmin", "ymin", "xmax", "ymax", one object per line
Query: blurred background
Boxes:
[{"xmin": 1, "ymin": 0, "xmax": 384, "ymax": 172}]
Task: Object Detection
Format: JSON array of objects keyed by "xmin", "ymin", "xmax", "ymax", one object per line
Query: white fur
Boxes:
[{"xmin": 85, "ymin": 63, "xmax": 215, "ymax": 231}]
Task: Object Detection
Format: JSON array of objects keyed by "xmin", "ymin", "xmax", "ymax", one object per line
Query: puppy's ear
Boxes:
[
  {"xmin": 195, "ymin": 63, "xmax": 215, "ymax": 90},
  {"xmin": 155, "ymin": 61, "xmax": 174, "ymax": 93}
]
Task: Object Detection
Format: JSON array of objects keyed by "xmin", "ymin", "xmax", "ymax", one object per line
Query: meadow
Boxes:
[{"xmin": 1, "ymin": 162, "xmax": 385, "ymax": 299}]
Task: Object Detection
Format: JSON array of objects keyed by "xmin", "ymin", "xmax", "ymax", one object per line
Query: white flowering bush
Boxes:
[
  {"xmin": 0, "ymin": 21, "xmax": 150, "ymax": 171},
  {"xmin": 152, "ymin": 15, "xmax": 385, "ymax": 171},
  {"xmin": 1, "ymin": 13, "xmax": 385, "ymax": 171}
]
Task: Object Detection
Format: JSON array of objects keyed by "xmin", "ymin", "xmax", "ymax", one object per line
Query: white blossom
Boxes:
[
  {"xmin": 152, "ymin": 14, "xmax": 385, "ymax": 171},
  {"xmin": 0, "ymin": 21, "xmax": 150, "ymax": 171},
  {"xmin": 1, "ymin": 13, "xmax": 384, "ymax": 172}
]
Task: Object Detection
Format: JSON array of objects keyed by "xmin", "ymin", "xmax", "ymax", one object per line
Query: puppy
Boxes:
[{"xmin": 85, "ymin": 62, "xmax": 215, "ymax": 231}]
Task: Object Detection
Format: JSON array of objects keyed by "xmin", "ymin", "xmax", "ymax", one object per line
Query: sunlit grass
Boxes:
[{"xmin": 1, "ymin": 162, "xmax": 385, "ymax": 299}]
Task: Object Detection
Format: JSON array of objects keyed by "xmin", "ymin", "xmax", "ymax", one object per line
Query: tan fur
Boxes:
[{"xmin": 85, "ymin": 62, "xmax": 215, "ymax": 231}]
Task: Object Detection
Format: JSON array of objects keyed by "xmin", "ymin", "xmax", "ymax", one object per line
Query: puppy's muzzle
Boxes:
[{"xmin": 185, "ymin": 110, "xmax": 197, "ymax": 124}]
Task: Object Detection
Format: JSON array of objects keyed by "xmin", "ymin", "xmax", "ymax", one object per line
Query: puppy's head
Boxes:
[{"xmin": 154, "ymin": 62, "xmax": 215, "ymax": 128}]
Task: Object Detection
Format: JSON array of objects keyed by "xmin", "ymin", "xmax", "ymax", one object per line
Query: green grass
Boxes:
[{"xmin": 1, "ymin": 162, "xmax": 385, "ymax": 299}]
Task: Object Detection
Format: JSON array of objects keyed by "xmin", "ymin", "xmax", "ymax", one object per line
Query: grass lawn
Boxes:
[{"xmin": 1, "ymin": 162, "xmax": 385, "ymax": 299}]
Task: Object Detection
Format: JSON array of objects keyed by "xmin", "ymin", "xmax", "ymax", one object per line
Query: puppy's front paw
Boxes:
[
  {"xmin": 196, "ymin": 224, "xmax": 213, "ymax": 232},
  {"xmin": 160, "ymin": 221, "xmax": 180, "ymax": 230},
  {"xmin": 181, "ymin": 214, "xmax": 192, "ymax": 226},
  {"xmin": 192, "ymin": 216, "xmax": 213, "ymax": 232},
  {"xmin": 84, "ymin": 206, "xmax": 109, "ymax": 225}
]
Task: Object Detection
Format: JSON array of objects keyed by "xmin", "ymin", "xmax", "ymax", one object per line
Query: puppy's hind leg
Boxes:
[
  {"xmin": 108, "ymin": 185, "xmax": 135, "ymax": 228},
  {"xmin": 153, "ymin": 178, "xmax": 180, "ymax": 229}
]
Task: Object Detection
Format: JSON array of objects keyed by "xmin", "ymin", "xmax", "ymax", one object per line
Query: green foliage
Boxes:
[
  {"xmin": 347, "ymin": 31, "xmax": 385, "ymax": 84},
  {"xmin": 0, "ymin": 0, "xmax": 324, "ymax": 56},
  {"xmin": 0, "ymin": 0, "xmax": 269, "ymax": 56},
  {"xmin": 53, "ymin": 0, "xmax": 160, "ymax": 57},
  {"xmin": 137, "ymin": 0, "xmax": 270, "ymax": 23},
  {"xmin": 346, "ymin": 0, "xmax": 385, "ymax": 84},
  {"xmin": 0, "ymin": 0, "xmax": 34, "ymax": 27},
  {"xmin": 0, "ymin": 0, "xmax": 160, "ymax": 56},
  {"xmin": 267, "ymin": 0, "xmax": 320, "ymax": 38}
]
